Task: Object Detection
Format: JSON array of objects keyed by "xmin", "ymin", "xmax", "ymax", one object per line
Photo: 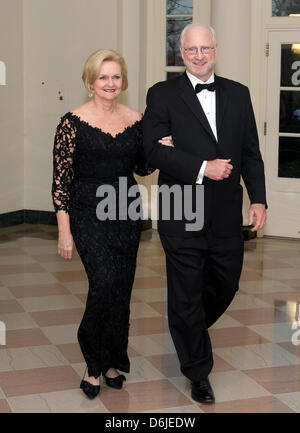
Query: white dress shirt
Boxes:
[{"xmin": 186, "ymin": 71, "xmax": 217, "ymax": 184}]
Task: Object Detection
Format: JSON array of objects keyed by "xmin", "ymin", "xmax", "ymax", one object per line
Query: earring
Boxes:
[{"xmin": 88, "ymin": 88, "xmax": 94, "ymax": 98}]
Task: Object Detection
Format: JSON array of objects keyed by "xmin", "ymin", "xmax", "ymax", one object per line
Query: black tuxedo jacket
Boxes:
[{"xmin": 142, "ymin": 72, "xmax": 267, "ymax": 238}]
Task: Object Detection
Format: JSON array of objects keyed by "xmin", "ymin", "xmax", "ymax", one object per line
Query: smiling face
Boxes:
[
  {"xmin": 91, "ymin": 60, "xmax": 123, "ymax": 100},
  {"xmin": 180, "ymin": 26, "xmax": 218, "ymax": 82}
]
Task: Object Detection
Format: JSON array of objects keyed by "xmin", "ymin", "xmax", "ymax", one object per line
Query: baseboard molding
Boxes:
[
  {"xmin": 0, "ymin": 210, "xmax": 152, "ymax": 231},
  {"xmin": 0, "ymin": 210, "xmax": 24, "ymax": 227},
  {"xmin": 0, "ymin": 210, "xmax": 254, "ymax": 239},
  {"xmin": 0, "ymin": 210, "xmax": 57, "ymax": 227}
]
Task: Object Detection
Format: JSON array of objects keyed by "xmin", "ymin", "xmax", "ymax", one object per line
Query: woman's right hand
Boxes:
[
  {"xmin": 158, "ymin": 135, "xmax": 174, "ymax": 147},
  {"xmin": 58, "ymin": 232, "xmax": 74, "ymax": 260}
]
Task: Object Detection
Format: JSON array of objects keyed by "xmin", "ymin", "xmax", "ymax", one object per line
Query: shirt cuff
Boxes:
[{"xmin": 196, "ymin": 161, "xmax": 207, "ymax": 184}]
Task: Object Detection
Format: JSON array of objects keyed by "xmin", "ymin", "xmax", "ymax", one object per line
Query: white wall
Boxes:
[
  {"xmin": 0, "ymin": 0, "xmax": 24, "ymax": 213},
  {"xmin": 0, "ymin": 0, "xmax": 145, "ymax": 215},
  {"xmin": 22, "ymin": 0, "xmax": 120, "ymax": 211},
  {"xmin": 1, "ymin": 0, "xmax": 259, "ymax": 223}
]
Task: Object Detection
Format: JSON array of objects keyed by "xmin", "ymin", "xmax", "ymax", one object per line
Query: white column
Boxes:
[
  {"xmin": 117, "ymin": 0, "xmax": 141, "ymax": 111},
  {"xmin": 211, "ymin": 0, "xmax": 251, "ymax": 86},
  {"xmin": 211, "ymin": 0, "xmax": 252, "ymax": 226},
  {"xmin": 194, "ymin": 0, "xmax": 211, "ymax": 26}
]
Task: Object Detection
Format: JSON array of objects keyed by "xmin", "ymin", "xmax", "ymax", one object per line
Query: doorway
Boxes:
[{"xmin": 264, "ymin": 31, "xmax": 300, "ymax": 238}]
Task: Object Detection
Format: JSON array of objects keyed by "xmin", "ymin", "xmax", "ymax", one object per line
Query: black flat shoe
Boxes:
[
  {"xmin": 191, "ymin": 378, "xmax": 215, "ymax": 404},
  {"xmin": 104, "ymin": 374, "xmax": 126, "ymax": 390},
  {"xmin": 80, "ymin": 379, "xmax": 100, "ymax": 399},
  {"xmin": 80, "ymin": 367, "xmax": 101, "ymax": 399}
]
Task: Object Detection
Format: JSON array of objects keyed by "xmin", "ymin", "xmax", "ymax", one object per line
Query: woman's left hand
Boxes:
[{"xmin": 158, "ymin": 135, "xmax": 174, "ymax": 147}]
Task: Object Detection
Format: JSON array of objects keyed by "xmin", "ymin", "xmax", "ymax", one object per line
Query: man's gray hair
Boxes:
[{"xmin": 180, "ymin": 24, "xmax": 217, "ymax": 47}]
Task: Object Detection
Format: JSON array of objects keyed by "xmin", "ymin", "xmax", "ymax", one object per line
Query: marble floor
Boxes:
[{"xmin": 0, "ymin": 224, "xmax": 299, "ymax": 413}]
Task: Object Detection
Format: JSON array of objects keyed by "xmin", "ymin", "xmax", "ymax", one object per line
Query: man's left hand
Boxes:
[{"xmin": 248, "ymin": 203, "xmax": 267, "ymax": 232}]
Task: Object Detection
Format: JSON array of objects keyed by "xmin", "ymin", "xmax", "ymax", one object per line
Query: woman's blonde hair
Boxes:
[{"xmin": 82, "ymin": 49, "xmax": 128, "ymax": 93}]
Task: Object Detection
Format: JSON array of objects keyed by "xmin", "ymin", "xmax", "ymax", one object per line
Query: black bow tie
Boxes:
[{"xmin": 195, "ymin": 82, "xmax": 216, "ymax": 93}]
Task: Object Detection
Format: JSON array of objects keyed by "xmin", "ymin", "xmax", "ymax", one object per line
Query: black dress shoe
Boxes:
[
  {"xmin": 104, "ymin": 374, "xmax": 126, "ymax": 390},
  {"xmin": 80, "ymin": 379, "xmax": 100, "ymax": 399},
  {"xmin": 191, "ymin": 378, "xmax": 215, "ymax": 404}
]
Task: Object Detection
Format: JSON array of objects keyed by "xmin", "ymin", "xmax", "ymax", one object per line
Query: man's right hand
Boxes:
[{"xmin": 204, "ymin": 159, "xmax": 233, "ymax": 181}]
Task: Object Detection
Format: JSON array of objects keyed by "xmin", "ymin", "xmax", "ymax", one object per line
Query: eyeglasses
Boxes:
[{"xmin": 183, "ymin": 46, "xmax": 215, "ymax": 56}]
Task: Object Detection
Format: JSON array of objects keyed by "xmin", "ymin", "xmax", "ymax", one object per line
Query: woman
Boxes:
[{"xmin": 52, "ymin": 49, "xmax": 172, "ymax": 399}]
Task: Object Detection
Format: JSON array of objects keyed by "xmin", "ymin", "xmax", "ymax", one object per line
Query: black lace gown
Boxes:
[{"xmin": 52, "ymin": 112, "xmax": 153, "ymax": 379}]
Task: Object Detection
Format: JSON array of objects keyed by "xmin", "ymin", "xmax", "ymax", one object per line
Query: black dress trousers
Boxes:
[{"xmin": 160, "ymin": 230, "xmax": 244, "ymax": 382}]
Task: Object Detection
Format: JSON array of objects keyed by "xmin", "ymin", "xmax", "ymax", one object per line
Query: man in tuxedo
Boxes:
[{"xmin": 142, "ymin": 24, "xmax": 267, "ymax": 404}]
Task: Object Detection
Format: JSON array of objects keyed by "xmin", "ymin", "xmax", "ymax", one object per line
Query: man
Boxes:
[{"xmin": 143, "ymin": 24, "xmax": 267, "ymax": 404}]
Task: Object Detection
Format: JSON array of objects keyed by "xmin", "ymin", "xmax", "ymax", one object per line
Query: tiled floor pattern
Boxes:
[{"xmin": 0, "ymin": 224, "xmax": 299, "ymax": 413}]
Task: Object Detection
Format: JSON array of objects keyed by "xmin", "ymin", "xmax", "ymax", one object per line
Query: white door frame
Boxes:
[{"xmin": 250, "ymin": 0, "xmax": 300, "ymax": 238}]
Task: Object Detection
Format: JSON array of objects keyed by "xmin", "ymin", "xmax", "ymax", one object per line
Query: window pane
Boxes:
[
  {"xmin": 167, "ymin": 0, "xmax": 193, "ymax": 15},
  {"xmin": 278, "ymin": 137, "xmax": 300, "ymax": 178},
  {"xmin": 167, "ymin": 71, "xmax": 184, "ymax": 80},
  {"xmin": 280, "ymin": 91, "xmax": 300, "ymax": 133},
  {"xmin": 272, "ymin": 0, "xmax": 300, "ymax": 16},
  {"xmin": 167, "ymin": 17, "xmax": 192, "ymax": 66},
  {"xmin": 281, "ymin": 44, "xmax": 300, "ymax": 87}
]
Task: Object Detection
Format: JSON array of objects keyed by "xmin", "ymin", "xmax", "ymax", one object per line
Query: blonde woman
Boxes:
[{"xmin": 52, "ymin": 49, "xmax": 172, "ymax": 399}]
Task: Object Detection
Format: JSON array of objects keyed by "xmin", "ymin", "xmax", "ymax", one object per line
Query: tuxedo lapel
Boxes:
[
  {"xmin": 215, "ymin": 75, "xmax": 228, "ymax": 135},
  {"xmin": 179, "ymin": 73, "xmax": 217, "ymax": 143}
]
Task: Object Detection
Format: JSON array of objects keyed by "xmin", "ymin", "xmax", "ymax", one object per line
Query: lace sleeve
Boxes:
[
  {"xmin": 52, "ymin": 115, "xmax": 77, "ymax": 213},
  {"xmin": 134, "ymin": 120, "xmax": 156, "ymax": 177}
]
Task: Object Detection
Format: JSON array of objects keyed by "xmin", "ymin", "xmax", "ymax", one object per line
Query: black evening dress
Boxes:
[{"xmin": 52, "ymin": 112, "xmax": 153, "ymax": 379}]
